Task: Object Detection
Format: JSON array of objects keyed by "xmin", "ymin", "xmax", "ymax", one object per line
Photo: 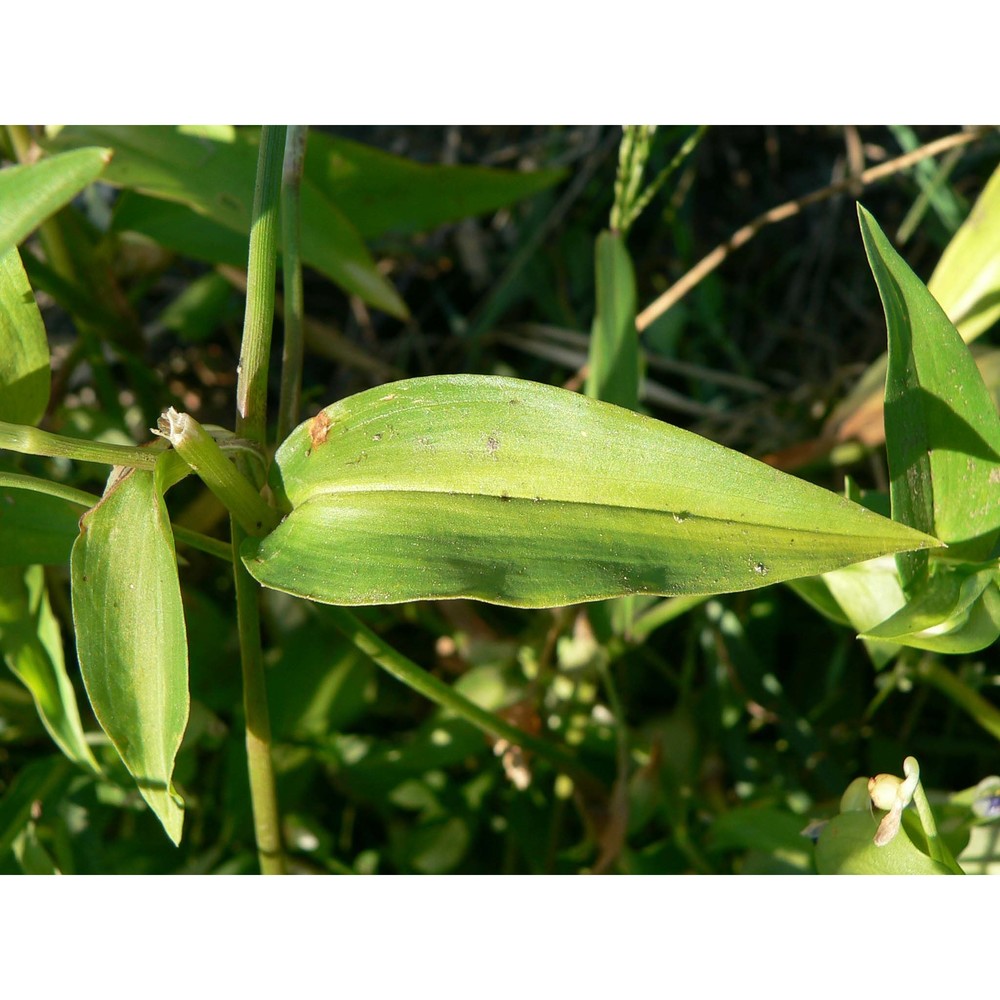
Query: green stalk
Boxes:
[
  {"xmin": 236, "ymin": 126, "xmax": 286, "ymax": 441},
  {"xmin": 0, "ymin": 419, "xmax": 163, "ymax": 468},
  {"xmin": 0, "ymin": 471, "xmax": 233, "ymax": 562},
  {"xmin": 0, "ymin": 470, "xmax": 100, "ymax": 508},
  {"xmin": 915, "ymin": 657, "xmax": 1000, "ymax": 742},
  {"xmin": 324, "ymin": 606, "xmax": 603, "ymax": 793},
  {"xmin": 231, "ymin": 520, "xmax": 284, "ymax": 871},
  {"xmin": 233, "ymin": 125, "xmax": 287, "ymax": 875},
  {"xmin": 277, "ymin": 126, "xmax": 308, "ymax": 445},
  {"xmin": 909, "ymin": 778, "xmax": 955, "ymax": 870}
]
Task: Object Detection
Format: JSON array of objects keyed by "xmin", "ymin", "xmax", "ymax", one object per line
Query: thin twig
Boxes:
[{"xmin": 635, "ymin": 127, "xmax": 993, "ymax": 333}]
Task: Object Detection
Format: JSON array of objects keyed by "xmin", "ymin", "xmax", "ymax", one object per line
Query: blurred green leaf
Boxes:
[
  {"xmin": 48, "ymin": 126, "xmax": 408, "ymax": 318},
  {"xmin": 928, "ymin": 161, "xmax": 1000, "ymax": 343},
  {"xmin": 0, "ymin": 146, "xmax": 110, "ymax": 256},
  {"xmin": 158, "ymin": 270, "xmax": 241, "ymax": 343},
  {"xmin": 303, "ymin": 130, "xmax": 565, "ymax": 239},
  {"xmin": 585, "ymin": 231, "xmax": 639, "ymax": 410},
  {"xmin": 71, "ymin": 458, "xmax": 189, "ymax": 843},
  {"xmin": 0, "ymin": 486, "xmax": 86, "ymax": 566},
  {"xmin": 0, "ymin": 756, "xmax": 72, "ymax": 859},
  {"xmin": 266, "ymin": 624, "xmax": 374, "ymax": 741},
  {"xmin": 0, "ymin": 565, "xmax": 100, "ymax": 772},
  {"xmin": 112, "ymin": 192, "xmax": 248, "ymax": 268},
  {"xmin": 12, "ymin": 821, "xmax": 62, "ymax": 874},
  {"xmin": 0, "ymin": 246, "xmax": 50, "ymax": 425},
  {"xmin": 859, "ymin": 205, "xmax": 1000, "ymax": 582},
  {"xmin": 244, "ymin": 375, "xmax": 938, "ymax": 608},
  {"xmin": 709, "ymin": 804, "xmax": 814, "ymax": 865}
]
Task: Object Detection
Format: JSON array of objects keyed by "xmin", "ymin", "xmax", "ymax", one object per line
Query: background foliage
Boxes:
[{"xmin": 1, "ymin": 125, "xmax": 998, "ymax": 874}]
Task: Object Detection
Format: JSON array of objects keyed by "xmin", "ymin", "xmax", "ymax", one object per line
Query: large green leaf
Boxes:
[
  {"xmin": 0, "ymin": 565, "xmax": 99, "ymax": 772},
  {"xmin": 0, "ymin": 246, "xmax": 50, "ymax": 425},
  {"xmin": 47, "ymin": 126, "xmax": 408, "ymax": 318},
  {"xmin": 243, "ymin": 375, "xmax": 938, "ymax": 608},
  {"xmin": 70, "ymin": 458, "xmax": 189, "ymax": 843},
  {"xmin": 928, "ymin": 161, "xmax": 1000, "ymax": 344},
  {"xmin": 0, "ymin": 146, "xmax": 110, "ymax": 257},
  {"xmin": 859, "ymin": 205, "xmax": 1000, "ymax": 578}
]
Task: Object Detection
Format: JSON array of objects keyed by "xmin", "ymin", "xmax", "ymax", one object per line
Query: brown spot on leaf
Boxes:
[{"xmin": 309, "ymin": 411, "xmax": 332, "ymax": 451}]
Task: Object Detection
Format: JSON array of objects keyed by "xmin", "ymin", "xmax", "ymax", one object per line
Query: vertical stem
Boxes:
[
  {"xmin": 910, "ymin": 779, "xmax": 950, "ymax": 868},
  {"xmin": 277, "ymin": 126, "xmax": 308, "ymax": 444},
  {"xmin": 237, "ymin": 126, "xmax": 287, "ymax": 440},
  {"xmin": 232, "ymin": 520, "xmax": 284, "ymax": 871},
  {"xmin": 233, "ymin": 125, "xmax": 287, "ymax": 874}
]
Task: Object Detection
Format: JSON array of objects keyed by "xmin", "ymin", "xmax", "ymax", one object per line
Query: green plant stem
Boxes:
[
  {"xmin": 277, "ymin": 126, "xmax": 308, "ymax": 444},
  {"xmin": 909, "ymin": 778, "xmax": 951, "ymax": 869},
  {"xmin": 232, "ymin": 125, "xmax": 287, "ymax": 875},
  {"xmin": 915, "ymin": 657, "xmax": 1000, "ymax": 742},
  {"xmin": 324, "ymin": 606, "xmax": 603, "ymax": 793},
  {"xmin": 0, "ymin": 420, "xmax": 163, "ymax": 468},
  {"xmin": 0, "ymin": 472, "xmax": 236, "ymax": 563},
  {"xmin": 230, "ymin": 521, "xmax": 283, "ymax": 872},
  {"xmin": 0, "ymin": 470, "xmax": 99, "ymax": 508},
  {"xmin": 236, "ymin": 126, "xmax": 286, "ymax": 441}
]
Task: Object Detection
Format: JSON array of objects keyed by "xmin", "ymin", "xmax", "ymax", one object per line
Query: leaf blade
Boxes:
[
  {"xmin": 0, "ymin": 246, "xmax": 51, "ymax": 425},
  {"xmin": 858, "ymin": 205, "xmax": 1000, "ymax": 574},
  {"xmin": 49, "ymin": 126, "xmax": 408, "ymax": 318},
  {"xmin": 0, "ymin": 146, "xmax": 111, "ymax": 256},
  {"xmin": 0, "ymin": 566, "xmax": 100, "ymax": 772},
  {"xmin": 245, "ymin": 375, "xmax": 939, "ymax": 608},
  {"xmin": 70, "ymin": 461, "xmax": 189, "ymax": 843}
]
